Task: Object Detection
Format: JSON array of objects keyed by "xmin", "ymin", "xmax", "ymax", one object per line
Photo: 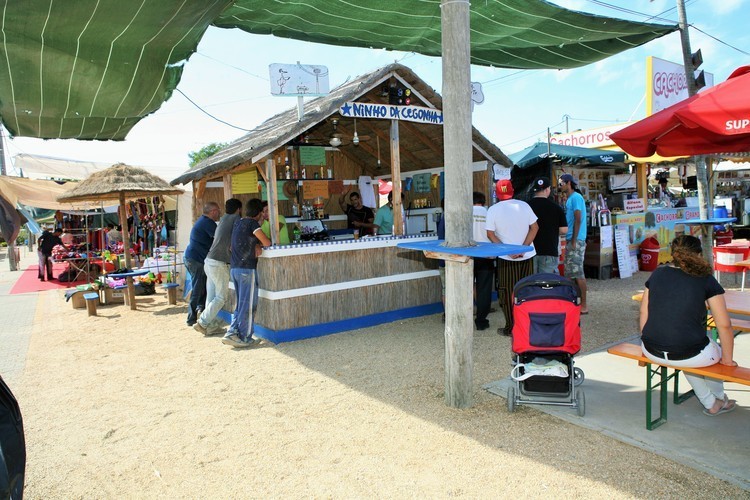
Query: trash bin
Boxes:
[
  {"xmin": 639, "ymin": 237, "xmax": 660, "ymax": 272},
  {"xmin": 715, "ymin": 228, "xmax": 733, "ymax": 246}
]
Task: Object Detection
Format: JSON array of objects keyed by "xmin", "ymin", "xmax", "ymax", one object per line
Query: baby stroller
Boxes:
[{"xmin": 506, "ymin": 273, "xmax": 585, "ymax": 416}]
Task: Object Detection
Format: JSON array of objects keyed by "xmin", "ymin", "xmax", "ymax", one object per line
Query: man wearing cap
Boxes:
[
  {"xmin": 486, "ymin": 179, "xmax": 538, "ymax": 336},
  {"xmin": 528, "ymin": 177, "xmax": 568, "ymax": 274},
  {"xmin": 559, "ymin": 173, "xmax": 588, "ymax": 314}
]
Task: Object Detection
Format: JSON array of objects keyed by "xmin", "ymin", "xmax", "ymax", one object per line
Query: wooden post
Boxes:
[
  {"xmin": 390, "ymin": 119, "xmax": 404, "ymax": 235},
  {"xmin": 441, "ymin": 0, "xmax": 474, "ymax": 408},
  {"xmin": 266, "ymin": 156, "xmax": 280, "ymax": 244},
  {"xmin": 119, "ymin": 193, "xmax": 137, "ymax": 310},
  {"xmin": 223, "ymin": 174, "xmax": 233, "ymax": 202}
]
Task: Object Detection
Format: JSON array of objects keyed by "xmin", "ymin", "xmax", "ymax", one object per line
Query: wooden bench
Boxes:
[
  {"xmin": 607, "ymin": 342, "xmax": 750, "ymax": 430},
  {"xmin": 83, "ymin": 292, "xmax": 99, "ymax": 317}
]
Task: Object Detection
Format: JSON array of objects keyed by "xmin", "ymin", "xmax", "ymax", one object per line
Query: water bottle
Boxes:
[{"xmin": 293, "ymin": 226, "xmax": 301, "ymax": 243}]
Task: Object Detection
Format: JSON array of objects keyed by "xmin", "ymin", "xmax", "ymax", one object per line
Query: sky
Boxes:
[{"xmin": 3, "ymin": 0, "xmax": 749, "ymax": 183}]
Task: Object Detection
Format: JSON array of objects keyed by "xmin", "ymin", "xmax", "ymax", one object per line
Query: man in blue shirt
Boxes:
[
  {"xmin": 184, "ymin": 202, "xmax": 220, "ymax": 326},
  {"xmin": 559, "ymin": 173, "xmax": 588, "ymax": 314}
]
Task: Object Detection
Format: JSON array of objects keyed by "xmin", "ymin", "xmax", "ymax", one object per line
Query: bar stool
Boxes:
[
  {"xmin": 162, "ymin": 283, "xmax": 180, "ymax": 305},
  {"xmin": 83, "ymin": 292, "xmax": 99, "ymax": 317}
]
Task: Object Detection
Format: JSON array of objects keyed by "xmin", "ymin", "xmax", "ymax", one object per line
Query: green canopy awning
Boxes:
[{"xmin": 0, "ymin": 0, "xmax": 676, "ymax": 141}]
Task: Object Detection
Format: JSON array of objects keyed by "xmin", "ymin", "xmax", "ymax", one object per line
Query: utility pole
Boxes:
[
  {"xmin": 0, "ymin": 125, "xmax": 6, "ymax": 176},
  {"xmin": 676, "ymin": 0, "xmax": 713, "ymax": 264}
]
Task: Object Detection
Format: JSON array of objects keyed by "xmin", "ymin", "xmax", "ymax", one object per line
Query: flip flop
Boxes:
[{"xmin": 703, "ymin": 397, "xmax": 737, "ymax": 417}]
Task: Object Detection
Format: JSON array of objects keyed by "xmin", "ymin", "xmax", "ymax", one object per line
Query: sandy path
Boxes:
[{"xmin": 16, "ymin": 275, "xmax": 745, "ymax": 498}]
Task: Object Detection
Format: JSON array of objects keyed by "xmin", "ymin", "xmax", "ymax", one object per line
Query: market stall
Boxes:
[
  {"xmin": 171, "ymin": 63, "xmax": 512, "ymax": 342},
  {"xmin": 58, "ymin": 164, "xmax": 184, "ymax": 310}
]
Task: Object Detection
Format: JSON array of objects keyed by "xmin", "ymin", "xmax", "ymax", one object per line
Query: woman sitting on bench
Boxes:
[{"xmin": 639, "ymin": 235, "xmax": 739, "ymax": 417}]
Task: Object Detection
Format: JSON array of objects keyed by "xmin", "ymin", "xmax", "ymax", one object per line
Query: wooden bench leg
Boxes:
[{"xmin": 86, "ymin": 300, "xmax": 97, "ymax": 317}]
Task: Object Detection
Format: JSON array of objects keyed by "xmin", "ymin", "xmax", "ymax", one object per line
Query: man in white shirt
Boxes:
[
  {"xmin": 472, "ymin": 191, "xmax": 494, "ymax": 331},
  {"xmin": 485, "ymin": 179, "xmax": 538, "ymax": 336}
]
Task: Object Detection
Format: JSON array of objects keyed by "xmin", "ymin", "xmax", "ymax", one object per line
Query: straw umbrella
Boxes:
[{"xmin": 58, "ymin": 163, "xmax": 184, "ymax": 310}]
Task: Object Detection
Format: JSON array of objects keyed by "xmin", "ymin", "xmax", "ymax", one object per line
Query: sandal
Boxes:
[{"xmin": 703, "ymin": 395, "xmax": 737, "ymax": 416}]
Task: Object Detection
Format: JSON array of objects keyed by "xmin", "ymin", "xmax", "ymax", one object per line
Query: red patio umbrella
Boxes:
[{"xmin": 610, "ymin": 66, "xmax": 750, "ymax": 157}]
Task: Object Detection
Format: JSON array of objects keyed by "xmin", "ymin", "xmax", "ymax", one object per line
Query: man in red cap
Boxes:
[{"xmin": 485, "ymin": 179, "xmax": 538, "ymax": 336}]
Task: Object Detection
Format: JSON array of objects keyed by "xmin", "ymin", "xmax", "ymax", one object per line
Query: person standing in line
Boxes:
[
  {"xmin": 184, "ymin": 202, "xmax": 221, "ymax": 327},
  {"xmin": 559, "ymin": 173, "xmax": 588, "ymax": 314},
  {"xmin": 640, "ymin": 235, "xmax": 738, "ymax": 416},
  {"xmin": 222, "ymin": 198, "xmax": 272, "ymax": 348},
  {"xmin": 194, "ymin": 198, "xmax": 242, "ymax": 337},
  {"xmin": 485, "ymin": 179, "xmax": 538, "ymax": 336},
  {"xmin": 437, "ymin": 198, "xmax": 446, "ymax": 322},
  {"xmin": 472, "ymin": 191, "xmax": 494, "ymax": 331},
  {"xmin": 338, "ymin": 187, "xmax": 375, "ymax": 234},
  {"xmin": 528, "ymin": 177, "xmax": 567, "ymax": 274}
]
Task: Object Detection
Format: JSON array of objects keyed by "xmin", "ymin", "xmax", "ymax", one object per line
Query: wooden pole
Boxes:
[
  {"xmin": 676, "ymin": 0, "xmax": 712, "ymax": 264},
  {"xmin": 266, "ymin": 156, "xmax": 280, "ymax": 244},
  {"xmin": 390, "ymin": 119, "xmax": 403, "ymax": 234},
  {"xmin": 441, "ymin": 0, "xmax": 474, "ymax": 408},
  {"xmin": 119, "ymin": 193, "xmax": 136, "ymax": 310}
]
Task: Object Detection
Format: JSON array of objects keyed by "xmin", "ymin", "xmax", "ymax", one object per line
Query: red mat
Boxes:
[{"xmin": 9, "ymin": 263, "xmax": 89, "ymax": 294}]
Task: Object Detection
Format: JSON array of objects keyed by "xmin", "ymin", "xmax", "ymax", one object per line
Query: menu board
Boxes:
[
  {"xmin": 614, "ymin": 224, "xmax": 633, "ymax": 279},
  {"xmin": 299, "ymin": 146, "xmax": 327, "ymax": 166},
  {"xmin": 302, "ymin": 180, "xmax": 329, "ymax": 199},
  {"xmin": 231, "ymin": 170, "xmax": 259, "ymax": 194}
]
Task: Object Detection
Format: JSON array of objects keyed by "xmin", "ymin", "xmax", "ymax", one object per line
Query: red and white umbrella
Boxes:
[{"xmin": 611, "ymin": 66, "xmax": 750, "ymax": 157}]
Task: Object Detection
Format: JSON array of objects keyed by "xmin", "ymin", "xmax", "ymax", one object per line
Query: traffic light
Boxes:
[{"xmin": 691, "ymin": 49, "xmax": 706, "ymax": 90}]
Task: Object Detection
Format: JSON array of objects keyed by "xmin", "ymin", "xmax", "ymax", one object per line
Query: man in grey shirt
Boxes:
[{"xmin": 194, "ymin": 198, "xmax": 242, "ymax": 336}]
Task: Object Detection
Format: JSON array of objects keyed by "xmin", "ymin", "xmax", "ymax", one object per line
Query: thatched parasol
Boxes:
[{"xmin": 58, "ymin": 163, "xmax": 184, "ymax": 310}]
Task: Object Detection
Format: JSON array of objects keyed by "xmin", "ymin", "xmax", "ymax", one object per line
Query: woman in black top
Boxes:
[{"xmin": 640, "ymin": 235, "xmax": 738, "ymax": 416}]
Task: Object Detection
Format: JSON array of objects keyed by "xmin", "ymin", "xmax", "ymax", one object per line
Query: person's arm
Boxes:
[
  {"xmin": 706, "ymin": 294, "xmax": 737, "ymax": 366},
  {"xmin": 559, "ymin": 225, "xmax": 569, "ymax": 235},
  {"xmin": 253, "ymin": 227, "xmax": 271, "ymax": 247},
  {"xmin": 338, "ymin": 185, "xmax": 352, "ymax": 212},
  {"xmin": 639, "ymin": 288, "xmax": 649, "ymax": 333},
  {"xmin": 571, "ymin": 209, "xmax": 582, "ymax": 249}
]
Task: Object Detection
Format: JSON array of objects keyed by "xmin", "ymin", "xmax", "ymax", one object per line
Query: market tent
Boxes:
[
  {"xmin": 509, "ymin": 142, "xmax": 627, "ymax": 169},
  {"xmin": 0, "ymin": 176, "xmax": 97, "ymax": 211},
  {"xmin": 610, "ymin": 66, "xmax": 750, "ymax": 157},
  {"xmin": 57, "ymin": 163, "xmax": 184, "ymax": 310},
  {"xmin": 0, "ymin": 1, "xmax": 676, "ymax": 140}
]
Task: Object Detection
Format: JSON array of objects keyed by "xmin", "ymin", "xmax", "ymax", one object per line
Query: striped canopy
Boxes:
[{"xmin": 0, "ymin": 0, "xmax": 676, "ymax": 141}]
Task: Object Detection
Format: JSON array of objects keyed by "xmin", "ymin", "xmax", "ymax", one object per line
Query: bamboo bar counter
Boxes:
[{"xmin": 250, "ymin": 234, "xmax": 440, "ymax": 343}]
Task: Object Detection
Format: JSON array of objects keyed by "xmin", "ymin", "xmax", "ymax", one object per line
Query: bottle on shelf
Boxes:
[{"xmin": 293, "ymin": 225, "xmax": 301, "ymax": 243}]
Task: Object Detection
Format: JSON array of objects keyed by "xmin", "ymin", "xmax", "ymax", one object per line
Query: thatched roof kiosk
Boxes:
[
  {"xmin": 171, "ymin": 63, "xmax": 511, "ymax": 238},
  {"xmin": 168, "ymin": 64, "xmax": 514, "ymax": 344}
]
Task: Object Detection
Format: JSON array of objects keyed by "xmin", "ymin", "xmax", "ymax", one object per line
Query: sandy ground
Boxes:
[{"xmin": 15, "ymin": 272, "xmax": 748, "ymax": 498}]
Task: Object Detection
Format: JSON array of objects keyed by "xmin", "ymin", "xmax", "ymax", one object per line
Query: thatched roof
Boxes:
[
  {"xmin": 171, "ymin": 63, "xmax": 512, "ymax": 186},
  {"xmin": 58, "ymin": 163, "xmax": 184, "ymax": 203}
]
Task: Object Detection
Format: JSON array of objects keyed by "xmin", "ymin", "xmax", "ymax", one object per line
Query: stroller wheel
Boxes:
[
  {"xmin": 573, "ymin": 367, "xmax": 585, "ymax": 387},
  {"xmin": 506, "ymin": 387, "xmax": 516, "ymax": 413},
  {"xmin": 576, "ymin": 389, "xmax": 586, "ymax": 417}
]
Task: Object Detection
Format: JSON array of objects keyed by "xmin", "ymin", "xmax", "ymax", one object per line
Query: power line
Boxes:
[{"xmin": 175, "ymin": 89, "xmax": 253, "ymax": 132}]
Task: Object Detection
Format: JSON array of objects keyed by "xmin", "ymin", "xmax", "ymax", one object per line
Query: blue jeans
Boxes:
[
  {"xmin": 198, "ymin": 258, "xmax": 230, "ymax": 330},
  {"xmin": 185, "ymin": 258, "xmax": 207, "ymax": 325},
  {"xmin": 229, "ymin": 268, "xmax": 258, "ymax": 341}
]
